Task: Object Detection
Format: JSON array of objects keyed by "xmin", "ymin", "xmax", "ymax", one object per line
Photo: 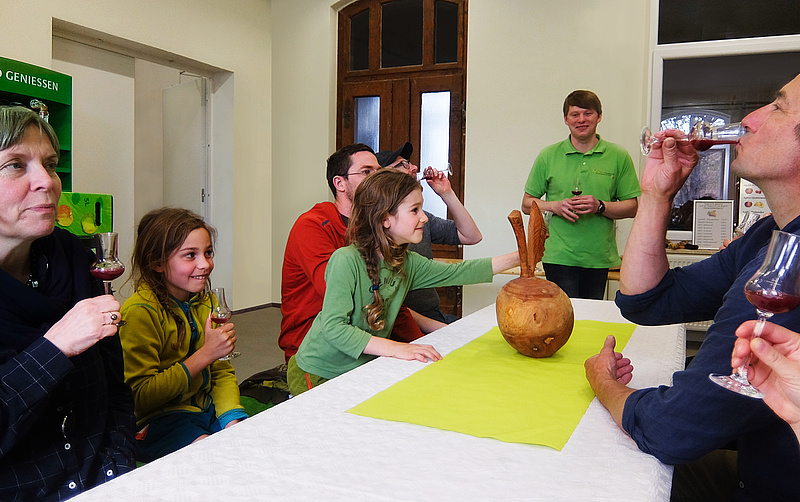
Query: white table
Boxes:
[{"xmin": 74, "ymin": 299, "xmax": 685, "ymax": 502}]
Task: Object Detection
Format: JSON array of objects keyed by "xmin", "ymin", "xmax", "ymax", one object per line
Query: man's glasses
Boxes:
[{"xmin": 342, "ymin": 168, "xmax": 376, "ymax": 178}]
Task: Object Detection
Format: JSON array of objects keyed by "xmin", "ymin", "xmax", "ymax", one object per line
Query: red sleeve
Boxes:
[{"xmin": 390, "ymin": 305, "xmax": 425, "ymax": 342}]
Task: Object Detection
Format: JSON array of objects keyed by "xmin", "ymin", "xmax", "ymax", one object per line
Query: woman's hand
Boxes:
[
  {"xmin": 44, "ymin": 295, "xmax": 121, "ymax": 357},
  {"xmin": 733, "ymin": 321, "xmax": 800, "ymax": 427}
]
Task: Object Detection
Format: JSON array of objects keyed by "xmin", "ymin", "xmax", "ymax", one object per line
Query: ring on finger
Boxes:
[{"xmin": 111, "ymin": 313, "xmax": 118, "ymax": 321}]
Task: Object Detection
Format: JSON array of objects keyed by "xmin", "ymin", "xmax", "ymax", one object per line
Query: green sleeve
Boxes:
[
  {"xmin": 316, "ymin": 247, "xmax": 375, "ymax": 359},
  {"xmin": 524, "ymin": 152, "xmax": 548, "ymax": 198},
  {"xmin": 406, "ymin": 252, "xmax": 494, "ymax": 290}
]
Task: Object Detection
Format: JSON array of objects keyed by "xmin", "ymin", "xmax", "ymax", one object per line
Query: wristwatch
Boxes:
[{"xmin": 596, "ymin": 200, "xmax": 606, "ymax": 214}]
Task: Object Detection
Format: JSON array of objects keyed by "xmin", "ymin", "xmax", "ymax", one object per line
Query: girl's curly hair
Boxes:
[{"xmin": 346, "ymin": 168, "xmax": 421, "ymax": 330}]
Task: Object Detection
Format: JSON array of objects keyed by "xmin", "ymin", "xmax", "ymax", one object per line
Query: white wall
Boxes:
[
  {"xmin": 51, "ymin": 38, "xmax": 137, "ymax": 297},
  {"xmin": 270, "ymin": 0, "xmax": 340, "ymax": 302},
  {"xmin": 0, "ymin": 0, "xmax": 271, "ymax": 309},
  {"xmin": 270, "ymin": 0, "xmax": 651, "ymax": 313},
  {"xmin": 461, "ymin": 0, "xmax": 651, "ymax": 311}
]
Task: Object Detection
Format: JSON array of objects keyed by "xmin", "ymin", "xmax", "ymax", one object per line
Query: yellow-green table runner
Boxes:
[{"xmin": 348, "ymin": 320, "xmax": 635, "ymax": 450}]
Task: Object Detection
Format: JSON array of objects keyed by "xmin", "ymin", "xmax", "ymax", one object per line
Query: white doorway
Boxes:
[{"xmin": 51, "ymin": 24, "xmax": 234, "ymax": 300}]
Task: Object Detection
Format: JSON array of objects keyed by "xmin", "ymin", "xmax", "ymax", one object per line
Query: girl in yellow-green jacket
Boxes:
[{"xmin": 119, "ymin": 207, "xmax": 246, "ymax": 462}]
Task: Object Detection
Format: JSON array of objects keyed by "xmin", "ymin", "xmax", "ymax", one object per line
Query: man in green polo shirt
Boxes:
[{"xmin": 521, "ymin": 90, "xmax": 640, "ymax": 299}]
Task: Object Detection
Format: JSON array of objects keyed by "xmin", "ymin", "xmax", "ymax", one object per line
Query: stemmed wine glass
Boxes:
[
  {"xmin": 709, "ymin": 230, "xmax": 800, "ymax": 398},
  {"xmin": 419, "ymin": 164, "xmax": 452, "ymax": 181},
  {"xmin": 211, "ymin": 287, "xmax": 240, "ymax": 361},
  {"xmin": 90, "ymin": 232, "xmax": 125, "ymax": 296},
  {"xmin": 571, "ymin": 172, "xmax": 583, "ymax": 196},
  {"xmin": 640, "ymin": 120, "xmax": 746, "ymax": 155}
]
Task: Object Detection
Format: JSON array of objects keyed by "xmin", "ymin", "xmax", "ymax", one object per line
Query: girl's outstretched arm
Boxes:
[
  {"xmin": 492, "ymin": 251, "xmax": 521, "ymax": 274},
  {"xmin": 364, "ymin": 336, "xmax": 442, "ymax": 363}
]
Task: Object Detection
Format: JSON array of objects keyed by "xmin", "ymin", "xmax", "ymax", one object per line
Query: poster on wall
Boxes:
[
  {"xmin": 739, "ymin": 179, "xmax": 771, "ymax": 219},
  {"xmin": 693, "ymin": 200, "xmax": 734, "ymax": 250}
]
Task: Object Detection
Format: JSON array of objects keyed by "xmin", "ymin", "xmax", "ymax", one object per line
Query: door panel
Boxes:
[
  {"xmin": 340, "ymin": 80, "xmax": 393, "ymax": 150},
  {"xmin": 163, "ymin": 78, "xmax": 207, "ymax": 217},
  {"xmin": 409, "ymin": 74, "xmax": 464, "ymax": 209},
  {"xmin": 410, "ymin": 74, "xmax": 464, "ymax": 318}
]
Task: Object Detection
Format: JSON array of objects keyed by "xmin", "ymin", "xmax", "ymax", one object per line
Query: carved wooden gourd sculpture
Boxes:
[{"xmin": 496, "ymin": 210, "xmax": 574, "ymax": 357}]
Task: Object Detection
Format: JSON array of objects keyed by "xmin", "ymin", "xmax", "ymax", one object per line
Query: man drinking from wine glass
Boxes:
[
  {"xmin": 585, "ymin": 73, "xmax": 800, "ymax": 501},
  {"xmin": 521, "ymin": 90, "xmax": 640, "ymax": 299},
  {"xmin": 279, "ymin": 144, "xmax": 424, "ymax": 361}
]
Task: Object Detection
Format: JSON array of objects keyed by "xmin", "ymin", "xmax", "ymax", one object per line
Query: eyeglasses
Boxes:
[
  {"xmin": 395, "ymin": 160, "xmax": 411, "ymax": 169},
  {"xmin": 342, "ymin": 168, "xmax": 376, "ymax": 178}
]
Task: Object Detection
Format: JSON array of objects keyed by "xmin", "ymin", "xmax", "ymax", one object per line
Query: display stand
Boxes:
[{"xmin": 0, "ymin": 56, "xmax": 72, "ymax": 190}]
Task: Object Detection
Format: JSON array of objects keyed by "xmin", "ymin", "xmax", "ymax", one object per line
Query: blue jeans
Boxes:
[{"xmin": 543, "ymin": 263, "xmax": 608, "ymax": 300}]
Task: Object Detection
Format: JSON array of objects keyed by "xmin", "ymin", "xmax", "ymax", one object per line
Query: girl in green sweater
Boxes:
[
  {"xmin": 288, "ymin": 169, "xmax": 519, "ymax": 396},
  {"xmin": 119, "ymin": 207, "xmax": 247, "ymax": 462}
]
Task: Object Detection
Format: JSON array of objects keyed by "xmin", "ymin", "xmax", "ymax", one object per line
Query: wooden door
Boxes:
[{"xmin": 337, "ymin": 0, "xmax": 467, "ymax": 318}]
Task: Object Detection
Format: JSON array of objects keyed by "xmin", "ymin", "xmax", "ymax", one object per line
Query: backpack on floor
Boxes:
[{"xmin": 238, "ymin": 363, "xmax": 291, "ymax": 416}]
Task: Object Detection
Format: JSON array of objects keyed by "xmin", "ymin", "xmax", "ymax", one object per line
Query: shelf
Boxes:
[{"xmin": 0, "ymin": 57, "xmax": 72, "ymax": 190}]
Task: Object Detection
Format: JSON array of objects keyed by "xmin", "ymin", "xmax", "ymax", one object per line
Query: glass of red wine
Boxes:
[
  {"xmin": 640, "ymin": 120, "xmax": 746, "ymax": 155},
  {"xmin": 211, "ymin": 287, "xmax": 239, "ymax": 361},
  {"xmin": 709, "ymin": 230, "xmax": 800, "ymax": 398},
  {"xmin": 90, "ymin": 232, "xmax": 125, "ymax": 296},
  {"xmin": 571, "ymin": 172, "xmax": 583, "ymax": 196}
]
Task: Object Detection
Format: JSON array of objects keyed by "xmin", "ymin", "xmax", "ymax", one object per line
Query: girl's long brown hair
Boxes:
[
  {"xmin": 131, "ymin": 207, "xmax": 217, "ymax": 348},
  {"xmin": 346, "ymin": 169, "xmax": 421, "ymax": 330}
]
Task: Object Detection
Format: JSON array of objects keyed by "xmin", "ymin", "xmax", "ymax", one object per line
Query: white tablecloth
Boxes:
[{"xmin": 73, "ymin": 299, "xmax": 685, "ymax": 502}]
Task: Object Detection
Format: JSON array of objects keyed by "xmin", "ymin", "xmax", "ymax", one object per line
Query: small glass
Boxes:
[
  {"xmin": 419, "ymin": 164, "xmax": 452, "ymax": 181},
  {"xmin": 709, "ymin": 230, "xmax": 800, "ymax": 398},
  {"xmin": 640, "ymin": 120, "xmax": 746, "ymax": 155},
  {"xmin": 211, "ymin": 287, "xmax": 239, "ymax": 361},
  {"xmin": 90, "ymin": 232, "xmax": 125, "ymax": 296},
  {"xmin": 571, "ymin": 172, "xmax": 583, "ymax": 196}
]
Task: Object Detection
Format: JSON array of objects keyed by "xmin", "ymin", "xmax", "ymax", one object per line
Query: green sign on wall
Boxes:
[
  {"xmin": 0, "ymin": 56, "xmax": 73, "ymax": 189},
  {"xmin": 0, "ymin": 56, "xmax": 72, "ymax": 104}
]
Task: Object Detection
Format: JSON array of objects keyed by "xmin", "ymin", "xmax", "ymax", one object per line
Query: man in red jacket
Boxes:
[{"xmin": 279, "ymin": 144, "xmax": 423, "ymax": 360}]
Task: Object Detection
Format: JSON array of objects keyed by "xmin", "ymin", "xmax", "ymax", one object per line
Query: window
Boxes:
[
  {"xmin": 651, "ymin": 1, "xmax": 800, "ymax": 239},
  {"xmin": 658, "ymin": 0, "xmax": 800, "ymax": 44},
  {"xmin": 661, "ymin": 111, "xmax": 732, "ymax": 231}
]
